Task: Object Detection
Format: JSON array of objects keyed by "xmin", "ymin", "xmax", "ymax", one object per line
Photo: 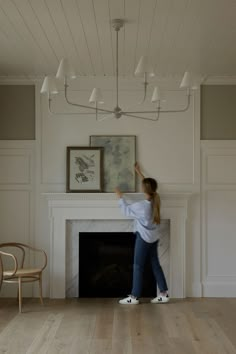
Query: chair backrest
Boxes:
[
  {"xmin": 0, "ymin": 243, "xmax": 47, "ymax": 272},
  {"xmin": 0, "ymin": 243, "xmax": 27, "ymax": 270}
]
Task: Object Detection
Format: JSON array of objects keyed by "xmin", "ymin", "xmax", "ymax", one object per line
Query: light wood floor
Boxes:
[{"xmin": 0, "ymin": 298, "xmax": 236, "ymax": 354}]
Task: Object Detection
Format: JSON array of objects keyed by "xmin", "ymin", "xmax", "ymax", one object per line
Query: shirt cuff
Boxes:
[{"xmin": 118, "ymin": 197, "xmax": 124, "ymax": 205}]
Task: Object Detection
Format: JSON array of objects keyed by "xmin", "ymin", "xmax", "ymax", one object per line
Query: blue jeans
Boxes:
[{"xmin": 131, "ymin": 232, "xmax": 168, "ymax": 298}]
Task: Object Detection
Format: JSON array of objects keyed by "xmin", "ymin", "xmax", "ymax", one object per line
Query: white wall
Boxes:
[{"xmin": 1, "ymin": 77, "xmax": 202, "ymax": 297}]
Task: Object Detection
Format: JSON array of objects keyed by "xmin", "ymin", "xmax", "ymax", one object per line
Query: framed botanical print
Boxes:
[
  {"xmin": 90, "ymin": 135, "xmax": 136, "ymax": 192},
  {"xmin": 67, "ymin": 147, "xmax": 104, "ymax": 192}
]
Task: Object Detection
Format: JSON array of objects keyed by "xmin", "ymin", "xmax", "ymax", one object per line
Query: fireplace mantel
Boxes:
[{"xmin": 44, "ymin": 192, "xmax": 191, "ymax": 299}]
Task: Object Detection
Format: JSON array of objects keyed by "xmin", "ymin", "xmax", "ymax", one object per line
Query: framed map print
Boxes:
[{"xmin": 90, "ymin": 135, "xmax": 136, "ymax": 192}]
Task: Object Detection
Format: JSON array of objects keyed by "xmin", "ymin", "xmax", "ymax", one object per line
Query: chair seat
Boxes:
[{"xmin": 3, "ymin": 268, "xmax": 42, "ymax": 277}]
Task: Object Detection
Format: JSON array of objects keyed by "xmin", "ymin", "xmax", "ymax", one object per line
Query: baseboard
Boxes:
[
  {"xmin": 0, "ymin": 283, "xmax": 33, "ymax": 298},
  {"xmin": 203, "ymin": 281, "xmax": 236, "ymax": 297}
]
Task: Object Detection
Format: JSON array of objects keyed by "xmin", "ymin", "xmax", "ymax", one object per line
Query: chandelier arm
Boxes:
[
  {"xmin": 157, "ymin": 93, "xmax": 191, "ymax": 113},
  {"xmin": 123, "ymin": 110, "xmax": 160, "ymax": 121},
  {"xmin": 125, "ymin": 93, "xmax": 191, "ymax": 114},
  {"xmin": 48, "ymin": 97, "xmax": 110, "ymax": 115},
  {"xmin": 115, "ymin": 28, "xmax": 119, "ymax": 109},
  {"xmin": 95, "ymin": 104, "xmax": 114, "ymax": 121},
  {"xmin": 138, "ymin": 73, "xmax": 148, "ymax": 104},
  {"xmin": 96, "ymin": 113, "xmax": 115, "ymax": 122},
  {"xmin": 64, "ymin": 84, "xmax": 114, "ymax": 114},
  {"xmin": 95, "ymin": 102, "xmax": 97, "ymax": 121},
  {"xmin": 48, "ymin": 98, "xmax": 92, "ymax": 115}
]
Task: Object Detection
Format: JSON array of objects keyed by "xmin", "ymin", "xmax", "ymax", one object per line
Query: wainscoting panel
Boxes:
[
  {"xmin": 207, "ymin": 153, "xmax": 236, "ymax": 185},
  {"xmin": 0, "ymin": 151, "xmax": 31, "ymax": 185}
]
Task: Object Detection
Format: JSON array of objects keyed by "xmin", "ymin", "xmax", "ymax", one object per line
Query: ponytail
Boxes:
[
  {"xmin": 142, "ymin": 177, "xmax": 161, "ymax": 224},
  {"xmin": 151, "ymin": 192, "xmax": 161, "ymax": 224}
]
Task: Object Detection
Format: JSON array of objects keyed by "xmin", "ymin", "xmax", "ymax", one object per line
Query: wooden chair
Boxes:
[{"xmin": 0, "ymin": 243, "xmax": 47, "ymax": 313}]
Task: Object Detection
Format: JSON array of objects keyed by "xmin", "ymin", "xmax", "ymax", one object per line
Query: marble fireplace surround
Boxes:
[
  {"xmin": 66, "ymin": 218, "xmax": 170, "ymax": 298},
  {"xmin": 45, "ymin": 193, "xmax": 190, "ymax": 299}
]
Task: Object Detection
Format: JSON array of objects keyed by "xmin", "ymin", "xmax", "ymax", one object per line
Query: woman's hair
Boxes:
[{"xmin": 142, "ymin": 178, "xmax": 160, "ymax": 224}]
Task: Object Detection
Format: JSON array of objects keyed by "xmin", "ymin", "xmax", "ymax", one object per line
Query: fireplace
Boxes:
[
  {"xmin": 66, "ymin": 219, "xmax": 170, "ymax": 297},
  {"xmin": 79, "ymin": 232, "xmax": 157, "ymax": 297},
  {"xmin": 45, "ymin": 193, "xmax": 189, "ymax": 298}
]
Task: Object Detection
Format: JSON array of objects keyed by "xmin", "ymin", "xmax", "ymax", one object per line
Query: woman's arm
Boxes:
[
  {"xmin": 115, "ymin": 187, "xmax": 123, "ymax": 199},
  {"xmin": 119, "ymin": 198, "xmax": 145, "ymax": 219},
  {"xmin": 134, "ymin": 162, "xmax": 145, "ymax": 180},
  {"xmin": 115, "ymin": 188, "xmax": 145, "ymax": 219}
]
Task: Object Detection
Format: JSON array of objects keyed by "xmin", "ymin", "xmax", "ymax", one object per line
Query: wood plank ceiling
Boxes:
[{"xmin": 0, "ymin": 0, "xmax": 236, "ymax": 78}]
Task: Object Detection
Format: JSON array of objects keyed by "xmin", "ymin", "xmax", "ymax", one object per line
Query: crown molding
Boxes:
[
  {"xmin": 0, "ymin": 76, "xmax": 41, "ymax": 84},
  {"xmin": 1, "ymin": 74, "xmax": 236, "ymax": 86},
  {"xmin": 204, "ymin": 76, "xmax": 236, "ymax": 85}
]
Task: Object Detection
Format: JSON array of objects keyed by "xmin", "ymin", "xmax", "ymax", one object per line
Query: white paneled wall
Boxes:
[
  {"xmin": 0, "ymin": 141, "xmax": 35, "ymax": 297},
  {"xmin": 1, "ymin": 79, "xmax": 202, "ymax": 298},
  {"xmin": 1, "ymin": 82, "xmax": 236, "ymax": 299},
  {"xmin": 201, "ymin": 141, "xmax": 236, "ymax": 297}
]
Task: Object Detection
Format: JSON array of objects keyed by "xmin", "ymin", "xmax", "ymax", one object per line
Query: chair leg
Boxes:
[
  {"xmin": 39, "ymin": 273, "xmax": 44, "ymax": 305},
  {"xmin": 18, "ymin": 277, "xmax": 22, "ymax": 313}
]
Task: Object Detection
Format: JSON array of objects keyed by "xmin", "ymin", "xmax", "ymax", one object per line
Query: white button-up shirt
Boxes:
[{"xmin": 118, "ymin": 197, "xmax": 160, "ymax": 243}]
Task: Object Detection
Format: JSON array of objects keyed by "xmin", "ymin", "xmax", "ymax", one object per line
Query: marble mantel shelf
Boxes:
[
  {"xmin": 43, "ymin": 192, "xmax": 191, "ymax": 219},
  {"xmin": 43, "ymin": 192, "xmax": 192, "ymax": 202},
  {"xmin": 43, "ymin": 192, "xmax": 192, "ymax": 198}
]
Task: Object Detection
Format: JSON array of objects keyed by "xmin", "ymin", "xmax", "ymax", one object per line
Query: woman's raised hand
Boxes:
[
  {"xmin": 134, "ymin": 162, "xmax": 145, "ymax": 179},
  {"xmin": 115, "ymin": 187, "xmax": 123, "ymax": 199},
  {"xmin": 134, "ymin": 162, "xmax": 141, "ymax": 172}
]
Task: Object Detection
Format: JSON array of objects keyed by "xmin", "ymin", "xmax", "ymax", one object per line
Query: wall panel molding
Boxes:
[{"xmin": 0, "ymin": 151, "xmax": 31, "ymax": 185}]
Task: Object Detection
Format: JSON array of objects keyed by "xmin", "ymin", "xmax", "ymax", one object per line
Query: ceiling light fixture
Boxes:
[{"xmin": 41, "ymin": 19, "xmax": 195, "ymax": 121}]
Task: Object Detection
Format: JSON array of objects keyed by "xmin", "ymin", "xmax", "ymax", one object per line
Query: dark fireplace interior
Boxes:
[{"xmin": 79, "ymin": 232, "xmax": 156, "ymax": 297}]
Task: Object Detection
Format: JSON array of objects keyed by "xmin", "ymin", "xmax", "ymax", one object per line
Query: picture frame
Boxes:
[
  {"xmin": 66, "ymin": 147, "xmax": 104, "ymax": 193},
  {"xmin": 90, "ymin": 135, "xmax": 136, "ymax": 193}
]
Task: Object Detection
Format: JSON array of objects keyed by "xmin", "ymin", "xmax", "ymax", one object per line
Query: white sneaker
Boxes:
[
  {"xmin": 151, "ymin": 294, "xmax": 170, "ymax": 304},
  {"xmin": 119, "ymin": 295, "xmax": 139, "ymax": 305}
]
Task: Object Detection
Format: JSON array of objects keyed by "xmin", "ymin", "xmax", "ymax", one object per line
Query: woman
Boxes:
[{"xmin": 115, "ymin": 162, "xmax": 169, "ymax": 304}]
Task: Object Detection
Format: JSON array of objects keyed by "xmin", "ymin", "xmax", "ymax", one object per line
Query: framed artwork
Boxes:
[
  {"xmin": 90, "ymin": 135, "xmax": 136, "ymax": 192},
  {"xmin": 67, "ymin": 147, "xmax": 104, "ymax": 192}
]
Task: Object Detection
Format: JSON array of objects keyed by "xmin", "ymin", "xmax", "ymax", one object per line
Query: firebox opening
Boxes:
[{"xmin": 79, "ymin": 232, "xmax": 157, "ymax": 298}]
